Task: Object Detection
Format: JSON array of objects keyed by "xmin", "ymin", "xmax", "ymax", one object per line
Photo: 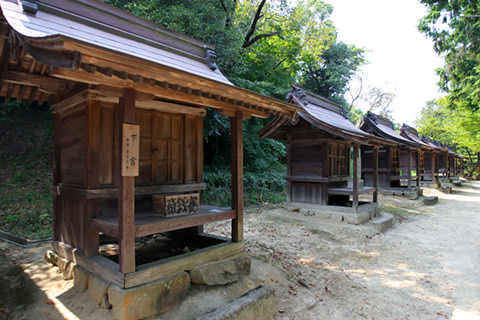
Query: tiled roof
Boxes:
[{"xmin": 289, "ymin": 85, "xmax": 369, "ymax": 139}]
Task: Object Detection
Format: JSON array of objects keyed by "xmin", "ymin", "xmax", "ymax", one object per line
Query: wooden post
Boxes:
[
  {"xmin": 286, "ymin": 134, "xmax": 292, "ymax": 203},
  {"xmin": 53, "ymin": 114, "xmax": 62, "ymax": 242},
  {"xmin": 373, "ymin": 146, "xmax": 378, "ymax": 203},
  {"xmin": 231, "ymin": 111, "xmax": 244, "ymax": 242},
  {"xmin": 352, "ymin": 144, "xmax": 359, "ymax": 211},
  {"xmin": 84, "ymin": 99, "xmax": 101, "ymax": 256},
  {"xmin": 415, "ymin": 150, "xmax": 420, "ymax": 187},
  {"xmin": 407, "ymin": 149, "xmax": 412, "ymax": 189},
  {"xmin": 118, "ymin": 88, "xmax": 136, "ymax": 274}
]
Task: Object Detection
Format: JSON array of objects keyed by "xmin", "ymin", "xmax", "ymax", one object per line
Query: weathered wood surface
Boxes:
[
  {"xmin": 51, "ymin": 183, "xmax": 206, "ymax": 199},
  {"xmin": 121, "ymin": 123, "xmax": 140, "ymax": 177},
  {"xmin": 90, "ymin": 207, "xmax": 235, "ymax": 239},
  {"xmin": 118, "ymin": 88, "xmax": 136, "ymax": 274},
  {"xmin": 152, "ymin": 193, "xmax": 200, "ymax": 217},
  {"xmin": 231, "ymin": 111, "xmax": 244, "ymax": 242}
]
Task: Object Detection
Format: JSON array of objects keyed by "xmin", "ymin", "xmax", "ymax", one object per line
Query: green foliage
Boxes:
[
  {"xmin": 302, "ymin": 41, "xmax": 365, "ymax": 105},
  {"xmin": 416, "ymin": 97, "xmax": 480, "ymax": 177},
  {"xmin": 0, "ymin": 102, "xmax": 54, "ymax": 239},
  {"xmin": 203, "ymin": 165, "xmax": 286, "ymax": 206},
  {"xmin": 418, "ymin": 0, "xmax": 480, "ymax": 113},
  {"xmin": 418, "ymin": 1, "xmax": 480, "ymax": 178}
]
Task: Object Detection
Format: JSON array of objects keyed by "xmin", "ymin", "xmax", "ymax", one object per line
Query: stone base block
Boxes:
[
  {"xmin": 190, "ymin": 256, "xmax": 251, "ymax": 286},
  {"xmin": 73, "ymin": 265, "xmax": 89, "ymax": 291},
  {"xmin": 423, "ymin": 196, "xmax": 438, "ymax": 205},
  {"xmin": 88, "ymin": 275, "xmax": 110, "ymax": 308},
  {"xmin": 108, "ymin": 272, "xmax": 191, "ymax": 320},
  {"xmin": 380, "ymin": 187, "xmax": 423, "ymax": 200},
  {"xmin": 197, "ymin": 286, "xmax": 277, "ymax": 320},
  {"xmin": 372, "ymin": 214, "xmax": 393, "ymax": 233},
  {"xmin": 439, "ymin": 185, "xmax": 453, "ymax": 193},
  {"xmin": 286, "ymin": 202, "xmax": 378, "ymax": 225}
]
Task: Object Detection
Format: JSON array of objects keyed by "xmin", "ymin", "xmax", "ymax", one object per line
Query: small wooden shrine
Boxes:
[
  {"xmin": 360, "ymin": 112, "xmax": 421, "ymax": 190},
  {"xmin": 400, "ymin": 124, "xmax": 440, "ymax": 184},
  {"xmin": 259, "ymin": 85, "xmax": 379, "ymax": 220},
  {"xmin": 0, "ymin": 0, "xmax": 297, "ymax": 318}
]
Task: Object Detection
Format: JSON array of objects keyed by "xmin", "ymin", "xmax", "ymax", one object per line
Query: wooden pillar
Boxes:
[
  {"xmin": 286, "ymin": 134, "xmax": 292, "ymax": 203},
  {"xmin": 373, "ymin": 146, "xmax": 378, "ymax": 203},
  {"xmin": 352, "ymin": 144, "xmax": 359, "ymax": 210},
  {"xmin": 407, "ymin": 149, "xmax": 412, "ymax": 189},
  {"xmin": 431, "ymin": 152, "xmax": 435, "ymax": 182},
  {"xmin": 231, "ymin": 111, "xmax": 244, "ymax": 242},
  {"xmin": 118, "ymin": 88, "xmax": 136, "ymax": 274},
  {"xmin": 461, "ymin": 158, "xmax": 464, "ymax": 177},
  {"xmin": 415, "ymin": 150, "xmax": 420, "ymax": 187},
  {"xmin": 454, "ymin": 157, "xmax": 457, "ymax": 177},
  {"xmin": 53, "ymin": 114, "xmax": 62, "ymax": 242}
]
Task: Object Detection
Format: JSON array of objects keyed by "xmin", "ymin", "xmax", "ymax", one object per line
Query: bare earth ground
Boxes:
[{"xmin": 1, "ymin": 181, "xmax": 479, "ymax": 320}]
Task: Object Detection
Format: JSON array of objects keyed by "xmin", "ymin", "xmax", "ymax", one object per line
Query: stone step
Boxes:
[
  {"xmin": 371, "ymin": 214, "xmax": 393, "ymax": 233},
  {"xmin": 196, "ymin": 286, "xmax": 277, "ymax": 320}
]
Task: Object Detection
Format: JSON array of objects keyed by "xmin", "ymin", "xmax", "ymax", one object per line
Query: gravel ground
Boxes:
[{"xmin": 1, "ymin": 181, "xmax": 479, "ymax": 320}]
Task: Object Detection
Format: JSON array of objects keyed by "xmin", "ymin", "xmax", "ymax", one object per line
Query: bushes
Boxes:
[{"xmin": 203, "ymin": 165, "xmax": 286, "ymax": 207}]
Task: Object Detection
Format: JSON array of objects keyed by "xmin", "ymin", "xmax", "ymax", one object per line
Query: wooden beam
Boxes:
[
  {"xmin": 373, "ymin": 146, "xmax": 378, "ymax": 203},
  {"xmin": 352, "ymin": 144, "xmax": 359, "ymax": 211},
  {"xmin": 50, "ymin": 67, "xmax": 270, "ymax": 118},
  {"xmin": 94, "ymin": 95, "xmax": 206, "ymax": 116},
  {"xmin": 231, "ymin": 111, "xmax": 244, "ymax": 242},
  {"xmin": 118, "ymin": 87, "xmax": 136, "ymax": 274},
  {"xmin": 2, "ymin": 70, "xmax": 66, "ymax": 93}
]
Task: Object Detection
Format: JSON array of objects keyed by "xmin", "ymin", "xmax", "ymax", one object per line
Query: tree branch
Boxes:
[
  {"xmin": 243, "ymin": 31, "xmax": 279, "ymax": 48},
  {"xmin": 273, "ymin": 57, "xmax": 287, "ymax": 70},
  {"xmin": 243, "ymin": 0, "xmax": 268, "ymax": 48}
]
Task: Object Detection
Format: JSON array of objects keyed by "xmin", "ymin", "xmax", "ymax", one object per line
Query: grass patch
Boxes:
[
  {"xmin": 204, "ymin": 165, "xmax": 286, "ymax": 207},
  {"xmin": 381, "ymin": 203, "xmax": 420, "ymax": 215}
]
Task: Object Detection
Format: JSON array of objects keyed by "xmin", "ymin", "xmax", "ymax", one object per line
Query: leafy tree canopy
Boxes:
[
  {"xmin": 418, "ymin": 0, "xmax": 480, "ymax": 112},
  {"xmin": 102, "ymin": 0, "xmax": 366, "ymax": 172},
  {"xmin": 416, "ymin": 97, "xmax": 480, "ymax": 177}
]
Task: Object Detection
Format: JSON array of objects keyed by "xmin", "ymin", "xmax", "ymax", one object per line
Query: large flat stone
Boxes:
[
  {"xmin": 423, "ymin": 196, "xmax": 438, "ymax": 205},
  {"xmin": 372, "ymin": 215, "xmax": 393, "ymax": 233},
  {"xmin": 191, "ymin": 260, "xmax": 239, "ymax": 286},
  {"xmin": 197, "ymin": 286, "xmax": 277, "ymax": 320},
  {"xmin": 108, "ymin": 271, "xmax": 191, "ymax": 320}
]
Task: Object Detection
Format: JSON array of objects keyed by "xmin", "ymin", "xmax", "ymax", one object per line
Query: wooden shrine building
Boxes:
[
  {"xmin": 400, "ymin": 124, "xmax": 441, "ymax": 184},
  {"xmin": 360, "ymin": 112, "xmax": 421, "ymax": 191},
  {"xmin": 0, "ymin": 0, "xmax": 298, "ymax": 318},
  {"xmin": 259, "ymin": 85, "xmax": 383, "ymax": 223}
]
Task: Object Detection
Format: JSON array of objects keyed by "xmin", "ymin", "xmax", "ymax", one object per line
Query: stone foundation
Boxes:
[
  {"xmin": 197, "ymin": 286, "xmax": 277, "ymax": 320},
  {"xmin": 379, "ymin": 187, "xmax": 423, "ymax": 200},
  {"xmin": 45, "ymin": 251, "xmax": 256, "ymax": 320},
  {"xmin": 286, "ymin": 202, "xmax": 380, "ymax": 225}
]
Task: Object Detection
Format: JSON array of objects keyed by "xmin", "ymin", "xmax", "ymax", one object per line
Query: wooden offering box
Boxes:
[{"xmin": 153, "ymin": 193, "xmax": 200, "ymax": 217}]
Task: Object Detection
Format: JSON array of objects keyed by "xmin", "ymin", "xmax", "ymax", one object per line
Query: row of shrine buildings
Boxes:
[{"xmin": 0, "ymin": 1, "xmax": 463, "ymax": 319}]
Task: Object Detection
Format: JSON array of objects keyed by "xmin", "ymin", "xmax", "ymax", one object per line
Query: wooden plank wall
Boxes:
[{"xmin": 290, "ymin": 182, "xmax": 326, "ymax": 204}]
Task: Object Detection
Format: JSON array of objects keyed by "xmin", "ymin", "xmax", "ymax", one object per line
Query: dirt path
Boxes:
[
  {"xmin": 1, "ymin": 181, "xmax": 479, "ymax": 319},
  {"xmin": 207, "ymin": 181, "xmax": 480, "ymax": 319}
]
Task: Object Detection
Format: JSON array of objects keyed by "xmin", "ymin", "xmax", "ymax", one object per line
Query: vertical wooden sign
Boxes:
[{"xmin": 122, "ymin": 123, "xmax": 140, "ymax": 176}]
